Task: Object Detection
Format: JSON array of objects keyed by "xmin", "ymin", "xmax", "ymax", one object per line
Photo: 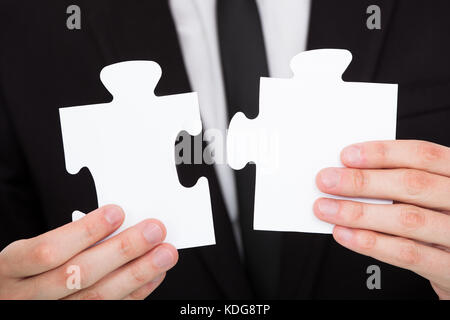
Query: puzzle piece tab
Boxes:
[
  {"xmin": 227, "ymin": 49, "xmax": 398, "ymax": 234},
  {"xmin": 60, "ymin": 61, "xmax": 215, "ymax": 249}
]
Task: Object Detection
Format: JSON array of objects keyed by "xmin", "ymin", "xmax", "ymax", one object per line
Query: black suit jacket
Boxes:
[{"xmin": 0, "ymin": 0, "xmax": 448, "ymax": 299}]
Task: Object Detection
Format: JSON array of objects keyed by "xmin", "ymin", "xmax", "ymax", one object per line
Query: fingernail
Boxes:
[
  {"xmin": 320, "ymin": 169, "xmax": 341, "ymax": 189},
  {"xmin": 318, "ymin": 199, "xmax": 339, "ymax": 216},
  {"xmin": 342, "ymin": 145, "xmax": 362, "ymax": 165},
  {"xmin": 142, "ymin": 223, "xmax": 164, "ymax": 244},
  {"xmin": 335, "ymin": 227, "xmax": 353, "ymax": 243},
  {"xmin": 104, "ymin": 206, "xmax": 123, "ymax": 225},
  {"xmin": 153, "ymin": 248, "xmax": 175, "ymax": 269}
]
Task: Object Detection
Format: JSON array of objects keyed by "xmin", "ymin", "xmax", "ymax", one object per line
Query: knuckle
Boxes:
[
  {"xmin": 344, "ymin": 202, "xmax": 364, "ymax": 223},
  {"xmin": 373, "ymin": 142, "xmax": 388, "ymax": 162},
  {"xmin": 351, "ymin": 170, "xmax": 368, "ymax": 193},
  {"xmin": 403, "ymin": 170, "xmax": 432, "ymax": 196},
  {"xmin": 31, "ymin": 242, "xmax": 57, "ymax": 268},
  {"xmin": 118, "ymin": 235, "xmax": 136, "ymax": 260},
  {"xmin": 396, "ymin": 240, "xmax": 420, "ymax": 266},
  {"xmin": 82, "ymin": 221, "xmax": 101, "ymax": 240},
  {"xmin": 399, "ymin": 206, "xmax": 426, "ymax": 230},
  {"xmin": 355, "ymin": 231, "xmax": 377, "ymax": 249},
  {"xmin": 129, "ymin": 264, "xmax": 147, "ymax": 285},
  {"xmin": 416, "ymin": 141, "xmax": 443, "ymax": 164}
]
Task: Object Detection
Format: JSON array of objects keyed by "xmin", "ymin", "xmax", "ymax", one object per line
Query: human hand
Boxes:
[
  {"xmin": 314, "ymin": 140, "xmax": 450, "ymax": 299},
  {"xmin": 0, "ymin": 205, "xmax": 178, "ymax": 299}
]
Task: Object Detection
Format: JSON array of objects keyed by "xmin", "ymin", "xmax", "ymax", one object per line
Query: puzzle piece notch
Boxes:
[
  {"xmin": 60, "ymin": 60, "xmax": 215, "ymax": 249},
  {"xmin": 100, "ymin": 60, "xmax": 162, "ymax": 102},
  {"xmin": 289, "ymin": 48, "xmax": 353, "ymax": 83},
  {"xmin": 100, "ymin": 61, "xmax": 202, "ymax": 135}
]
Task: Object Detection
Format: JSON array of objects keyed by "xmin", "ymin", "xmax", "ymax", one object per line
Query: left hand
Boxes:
[{"xmin": 314, "ymin": 140, "xmax": 450, "ymax": 299}]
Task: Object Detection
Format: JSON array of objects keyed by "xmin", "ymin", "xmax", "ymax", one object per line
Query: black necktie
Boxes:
[{"xmin": 217, "ymin": 0, "xmax": 282, "ymax": 299}]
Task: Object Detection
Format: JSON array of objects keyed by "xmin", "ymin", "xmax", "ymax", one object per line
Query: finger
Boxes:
[
  {"xmin": 67, "ymin": 244, "xmax": 176, "ymax": 300},
  {"xmin": 341, "ymin": 140, "xmax": 450, "ymax": 177},
  {"xmin": 0, "ymin": 205, "xmax": 124, "ymax": 278},
  {"xmin": 123, "ymin": 273, "xmax": 166, "ymax": 300},
  {"xmin": 316, "ymin": 167, "xmax": 450, "ymax": 211},
  {"xmin": 314, "ymin": 198, "xmax": 450, "ymax": 248},
  {"xmin": 333, "ymin": 226, "xmax": 450, "ymax": 286},
  {"xmin": 26, "ymin": 219, "xmax": 166, "ymax": 300}
]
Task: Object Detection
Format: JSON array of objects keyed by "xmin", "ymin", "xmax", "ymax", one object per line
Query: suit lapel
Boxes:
[{"xmin": 278, "ymin": 0, "xmax": 397, "ymax": 298}]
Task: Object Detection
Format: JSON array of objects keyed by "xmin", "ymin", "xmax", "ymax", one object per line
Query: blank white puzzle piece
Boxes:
[
  {"xmin": 227, "ymin": 49, "xmax": 398, "ymax": 234},
  {"xmin": 60, "ymin": 61, "xmax": 215, "ymax": 249}
]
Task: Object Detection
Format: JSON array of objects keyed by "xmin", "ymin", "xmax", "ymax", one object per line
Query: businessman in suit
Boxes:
[{"xmin": 0, "ymin": 0, "xmax": 448, "ymax": 299}]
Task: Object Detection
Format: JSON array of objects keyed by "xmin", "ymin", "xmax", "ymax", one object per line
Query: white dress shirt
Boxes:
[{"xmin": 169, "ymin": 0, "xmax": 311, "ymax": 248}]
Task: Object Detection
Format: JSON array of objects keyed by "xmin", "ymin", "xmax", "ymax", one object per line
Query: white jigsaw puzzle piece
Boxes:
[
  {"xmin": 60, "ymin": 61, "xmax": 215, "ymax": 249},
  {"xmin": 227, "ymin": 49, "xmax": 398, "ymax": 234}
]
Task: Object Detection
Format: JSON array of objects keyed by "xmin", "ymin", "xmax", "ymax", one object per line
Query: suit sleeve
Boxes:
[{"xmin": 0, "ymin": 91, "xmax": 46, "ymax": 250}]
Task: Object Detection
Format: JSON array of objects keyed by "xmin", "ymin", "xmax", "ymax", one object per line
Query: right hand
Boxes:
[{"xmin": 0, "ymin": 205, "xmax": 178, "ymax": 300}]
